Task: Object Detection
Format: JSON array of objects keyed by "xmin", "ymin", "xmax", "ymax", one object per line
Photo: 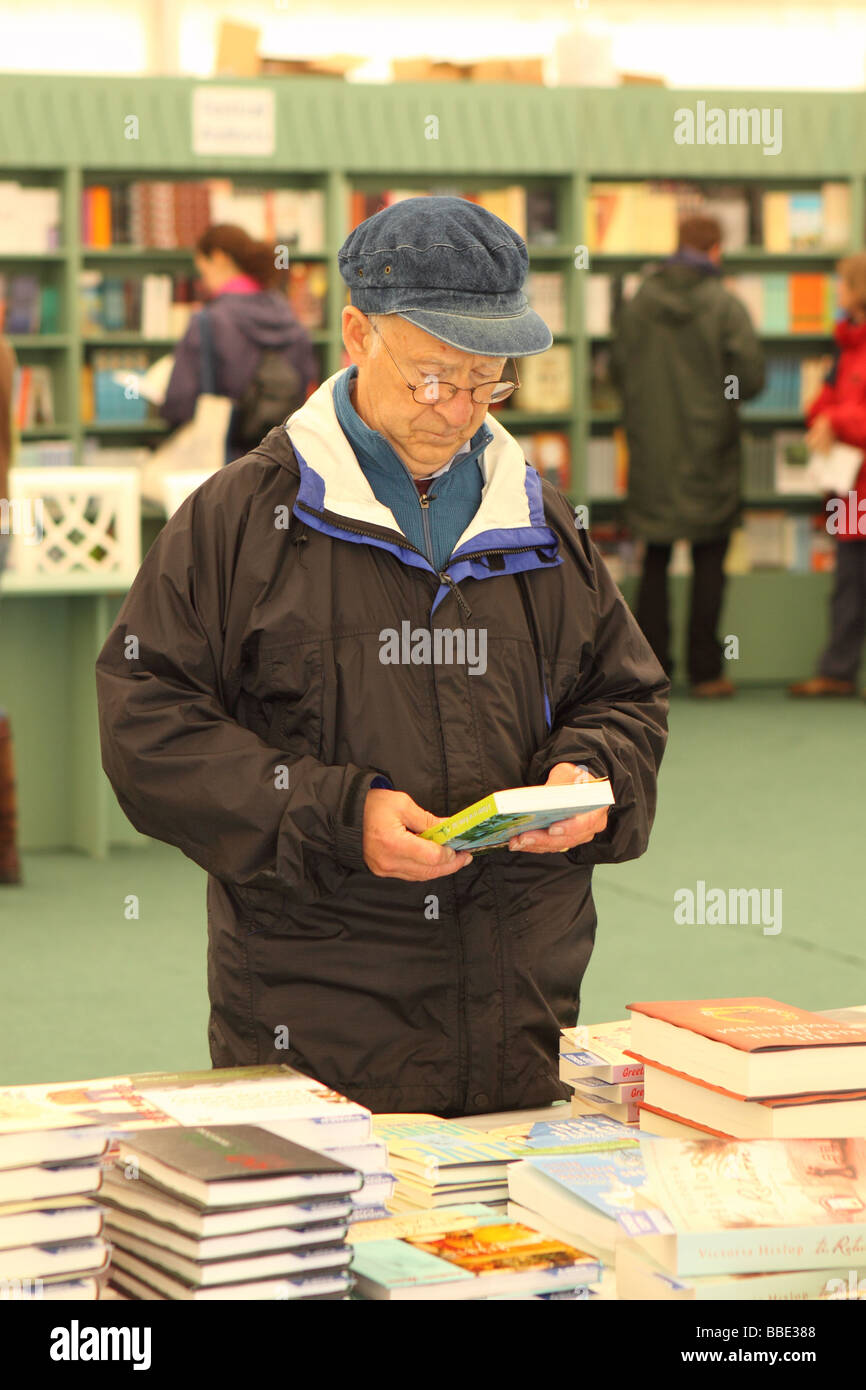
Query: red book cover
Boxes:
[{"xmin": 627, "ymin": 998, "xmax": 866, "ymax": 1053}]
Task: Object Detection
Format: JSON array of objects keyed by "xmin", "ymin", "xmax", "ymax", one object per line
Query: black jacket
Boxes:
[
  {"xmin": 612, "ymin": 261, "xmax": 765, "ymax": 543},
  {"xmin": 96, "ymin": 374, "xmax": 669, "ymax": 1115}
]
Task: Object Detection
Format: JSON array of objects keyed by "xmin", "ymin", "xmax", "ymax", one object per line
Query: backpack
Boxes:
[
  {"xmin": 199, "ymin": 309, "xmax": 305, "ymax": 456},
  {"xmin": 231, "ymin": 349, "xmax": 304, "ymax": 451}
]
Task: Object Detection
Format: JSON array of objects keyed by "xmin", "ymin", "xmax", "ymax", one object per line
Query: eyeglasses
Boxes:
[{"xmin": 369, "ymin": 321, "xmax": 519, "ymax": 405}]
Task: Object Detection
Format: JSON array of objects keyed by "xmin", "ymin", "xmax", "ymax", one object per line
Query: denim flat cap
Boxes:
[{"xmin": 338, "ymin": 195, "xmax": 553, "ymax": 357}]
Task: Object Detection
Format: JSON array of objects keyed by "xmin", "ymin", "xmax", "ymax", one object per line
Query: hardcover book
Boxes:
[
  {"xmin": 112, "ymin": 1126, "xmax": 362, "ymax": 1210},
  {"xmin": 627, "ymin": 998, "xmax": 866, "ymax": 1097}
]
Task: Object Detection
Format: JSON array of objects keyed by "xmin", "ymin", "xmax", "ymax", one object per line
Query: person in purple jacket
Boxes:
[{"xmin": 161, "ymin": 223, "xmax": 318, "ymax": 461}]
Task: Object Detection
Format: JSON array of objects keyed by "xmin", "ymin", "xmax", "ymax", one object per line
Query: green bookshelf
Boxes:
[{"xmin": 1, "ymin": 77, "xmax": 865, "ymax": 851}]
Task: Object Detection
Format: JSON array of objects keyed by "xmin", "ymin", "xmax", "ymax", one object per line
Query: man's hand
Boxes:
[
  {"xmin": 508, "ymin": 762, "xmax": 610, "ymax": 855},
  {"xmin": 806, "ymin": 414, "xmax": 835, "ymax": 454},
  {"xmin": 363, "ymin": 788, "xmax": 472, "ymax": 881}
]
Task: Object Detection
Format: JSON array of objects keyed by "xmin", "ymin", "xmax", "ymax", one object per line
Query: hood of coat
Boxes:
[
  {"xmin": 283, "ymin": 370, "xmax": 562, "ymax": 587},
  {"xmin": 209, "ymin": 290, "xmax": 308, "ymax": 350},
  {"xmin": 638, "ymin": 263, "xmax": 718, "ymax": 324}
]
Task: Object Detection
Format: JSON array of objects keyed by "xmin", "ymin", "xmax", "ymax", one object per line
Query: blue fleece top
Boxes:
[{"xmin": 333, "ymin": 365, "xmax": 490, "ymax": 573}]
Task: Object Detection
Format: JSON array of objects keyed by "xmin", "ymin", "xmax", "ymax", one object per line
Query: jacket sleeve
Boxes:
[
  {"xmin": 806, "ymin": 380, "xmax": 836, "ymax": 426},
  {"xmin": 160, "ymin": 315, "xmax": 204, "ymax": 427},
  {"xmin": 824, "ymin": 386, "xmax": 866, "ymax": 451},
  {"xmin": 722, "ymin": 294, "xmax": 765, "ymax": 401},
  {"xmin": 95, "ymin": 475, "xmax": 383, "ymax": 902},
  {"xmin": 525, "ymin": 514, "xmax": 669, "ymax": 867}
]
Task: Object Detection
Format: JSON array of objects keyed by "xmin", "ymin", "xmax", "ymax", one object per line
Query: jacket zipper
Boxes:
[
  {"xmin": 418, "ymin": 491, "xmax": 434, "ymax": 566},
  {"xmin": 296, "ymin": 500, "xmax": 556, "ymax": 1110}
]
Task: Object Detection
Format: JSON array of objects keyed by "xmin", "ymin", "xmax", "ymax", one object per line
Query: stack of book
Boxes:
[
  {"xmin": 82, "ymin": 350, "xmax": 153, "ymax": 423},
  {"xmin": 316, "ymin": 1136, "xmax": 394, "ymax": 1222},
  {"xmin": 762, "ymin": 185, "xmax": 850, "ymax": 251},
  {"xmin": 0, "ymin": 181, "xmax": 61, "ymax": 252},
  {"xmin": 81, "ymin": 182, "xmax": 325, "ymax": 254},
  {"xmin": 727, "ymin": 510, "xmax": 835, "ymax": 575},
  {"xmin": 11, "ymin": 365, "xmax": 55, "ymax": 428},
  {"xmin": 0, "ymin": 273, "xmax": 60, "ymax": 334},
  {"xmin": 725, "ymin": 272, "xmax": 837, "ymax": 334},
  {"xmin": 104, "ymin": 1126, "xmax": 360, "ymax": 1301},
  {"xmin": 616, "ymin": 1135, "xmax": 866, "ymax": 1301},
  {"xmin": 629, "ymin": 997, "xmax": 866, "ymax": 1139},
  {"xmin": 347, "ymin": 1203, "xmax": 601, "ymax": 1301},
  {"xmin": 507, "ymin": 1147, "xmax": 649, "ymax": 1267},
  {"xmin": 585, "ymin": 180, "xmax": 849, "ymax": 255},
  {"xmin": 510, "ymin": 344, "xmax": 572, "ymax": 413},
  {"xmin": 558, "ymin": 1020, "xmax": 644, "ymax": 1126},
  {"xmin": 78, "ymin": 270, "xmax": 199, "ymax": 339},
  {"xmin": 372, "ymin": 1117, "xmax": 518, "ymax": 1213},
  {"xmin": 0, "ymin": 1065, "xmax": 391, "ymax": 1230},
  {"xmin": 526, "ymin": 271, "xmax": 566, "ymax": 334},
  {"xmin": 0, "ymin": 1098, "xmax": 110, "ymax": 1301},
  {"xmin": 347, "ymin": 186, "xmax": 559, "ymax": 244},
  {"xmin": 742, "ymin": 355, "xmax": 826, "ymax": 416}
]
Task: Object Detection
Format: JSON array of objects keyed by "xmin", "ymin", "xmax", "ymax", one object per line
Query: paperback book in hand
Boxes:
[{"xmin": 420, "ymin": 779, "xmax": 614, "ymax": 854}]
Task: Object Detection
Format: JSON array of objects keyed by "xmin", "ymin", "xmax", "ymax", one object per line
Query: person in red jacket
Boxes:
[{"xmin": 790, "ymin": 254, "xmax": 866, "ymax": 696}]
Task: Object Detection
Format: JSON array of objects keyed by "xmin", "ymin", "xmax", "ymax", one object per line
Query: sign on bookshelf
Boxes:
[{"xmin": 191, "ymin": 86, "xmax": 276, "ymax": 158}]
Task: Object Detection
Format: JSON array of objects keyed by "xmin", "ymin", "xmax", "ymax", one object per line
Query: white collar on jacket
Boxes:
[{"xmin": 285, "ymin": 369, "xmax": 539, "ymax": 551}]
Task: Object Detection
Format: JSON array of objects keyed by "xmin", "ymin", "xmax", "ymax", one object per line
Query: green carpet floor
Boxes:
[{"xmin": 1, "ymin": 689, "xmax": 864, "ymax": 1087}]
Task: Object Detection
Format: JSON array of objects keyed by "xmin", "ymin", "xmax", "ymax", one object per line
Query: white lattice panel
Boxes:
[{"xmin": 5, "ymin": 468, "xmax": 140, "ymax": 587}]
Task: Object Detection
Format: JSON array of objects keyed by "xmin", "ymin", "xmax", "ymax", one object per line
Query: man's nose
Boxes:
[{"xmin": 437, "ymin": 389, "xmax": 477, "ymax": 428}]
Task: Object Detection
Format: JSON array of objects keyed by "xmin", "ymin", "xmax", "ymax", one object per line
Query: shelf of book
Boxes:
[{"xmin": 1, "ymin": 80, "xmax": 866, "ymax": 852}]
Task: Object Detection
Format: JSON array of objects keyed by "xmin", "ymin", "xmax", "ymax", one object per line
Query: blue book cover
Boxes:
[
  {"xmin": 496, "ymin": 1115, "xmax": 639, "ymax": 1156},
  {"xmin": 526, "ymin": 1149, "xmax": 650, "ymax": 1221}
]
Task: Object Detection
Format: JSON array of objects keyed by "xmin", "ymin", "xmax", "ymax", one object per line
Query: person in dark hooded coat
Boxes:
[
  {"xmin": 161, "ymin": 223, "xmax": 318, "ymax": 461},
  {"xmin": 612, "ymin": 215, "xmax": 765, "ymax": 697},
  {"xmin": 97, "ymin": 197, "xmax": 669, "ymax": 1118}
]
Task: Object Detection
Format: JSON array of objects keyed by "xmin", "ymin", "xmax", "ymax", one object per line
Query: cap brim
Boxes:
[{"xmin": 393, "ymin": 305, "xmax": 553, "ymax": 358}]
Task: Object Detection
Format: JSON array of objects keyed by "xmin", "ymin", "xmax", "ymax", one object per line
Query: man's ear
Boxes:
[{"xmin": 342, "ymin": 305, "xmax": 372, "ymax": 365}]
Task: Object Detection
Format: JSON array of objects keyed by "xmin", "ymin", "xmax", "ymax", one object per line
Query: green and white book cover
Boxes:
[{"xmin": 420, "ymin": 780, "xmax": 614, "ymax": 853}]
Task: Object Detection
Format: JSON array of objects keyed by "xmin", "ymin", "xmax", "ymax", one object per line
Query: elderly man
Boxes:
[{"xmin": 96, "ymin": 197, "xmax": 668, "ymax": 1116}]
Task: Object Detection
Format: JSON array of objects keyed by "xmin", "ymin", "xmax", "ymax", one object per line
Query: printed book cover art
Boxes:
[
  {"xmin": 407, "ymin": 1221, "xmax": 596, "ymax": 1276},
  {"xmin": 489, "ymin": 1115, "xmax": 639, "ymax": 1156},
  {"xmin": 372, "ymin": 1119, "xmax": 515, "ymax": 1169},
  {"xmin": 135, "ymin": 1075, "xmax": 365, "ymax": 1127},
  {"xmin": 0, "ymin": 1067, "xmax": 310, "ymax": 1136},
  {"xmin": 424, "ymin": 808, "xmax": 574, "ymax": 855},
  {"xmin": 639, "ymin": 1136, "xmax": 866, "ymax": 1233},
  {"xmin": 421, "ymin": 782, "xmax": 613, "ymax": 854},
  {"xmin": 559, "ymin": 1022, "xmax": 642, "ymax": 1077},
  {"xmin": 528, "ymin": 1148, "xmax": 652, "ymax": 1220},
  {"xmin": 627, "ymin": 999, "xmax": 866, "ymax": 1051}
]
